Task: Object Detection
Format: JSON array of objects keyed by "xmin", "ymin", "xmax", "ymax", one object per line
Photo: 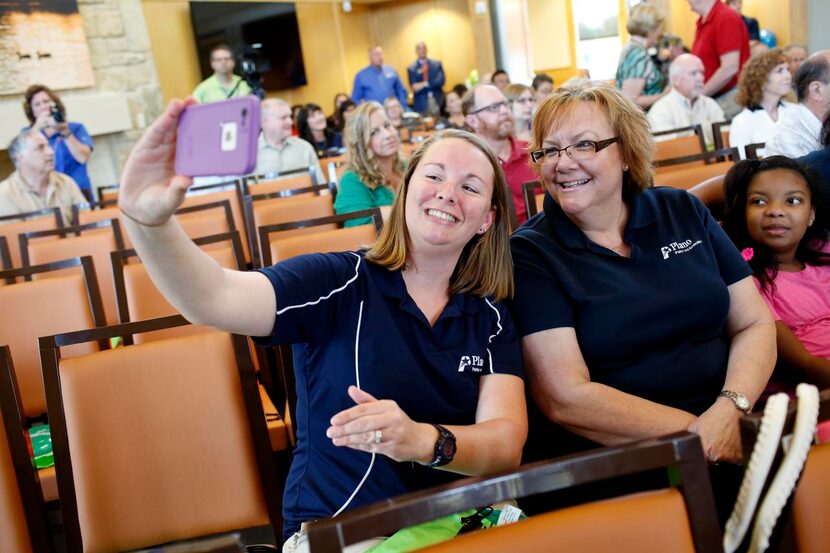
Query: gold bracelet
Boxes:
[{"xmin": 119, "ymin": 207, "xmax": 168, "ymax": 227}]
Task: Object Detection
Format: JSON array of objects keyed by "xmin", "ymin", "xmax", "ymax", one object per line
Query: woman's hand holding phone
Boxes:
[{"xmin": 118, "ymin": 99, "xmax": 196, "ymax": 226}]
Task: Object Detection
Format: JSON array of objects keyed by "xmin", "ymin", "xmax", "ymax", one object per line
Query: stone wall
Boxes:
[{"xmin": 0, "ymin": 0, "xmax": 164, "ymax": 192}]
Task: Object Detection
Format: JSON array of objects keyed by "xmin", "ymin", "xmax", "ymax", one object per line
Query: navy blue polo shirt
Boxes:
[
  {"xmin": 254, "ymin": 251, "xmax": 523, "ymax": 540},
  {"xmin": 510, "ymin": 187, "xmax": 750, "ymax": 418}
]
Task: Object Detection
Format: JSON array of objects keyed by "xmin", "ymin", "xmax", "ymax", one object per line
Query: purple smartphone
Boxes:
[{"xmin": 175, "ymin": 96, "xmax": 260, "ymax": 177}]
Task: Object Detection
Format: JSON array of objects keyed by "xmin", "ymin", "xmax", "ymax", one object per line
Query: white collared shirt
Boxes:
[
  {"xmin": 765, "ymin": 103, "xmax": 822, "ymax": 158},
  {"xmin": 730, "ymin": 102, "xmax": 796, "ymax": 159},
  {"xmin": 648, "ymin": 89, "xmax": 726, "ymax": 146}
]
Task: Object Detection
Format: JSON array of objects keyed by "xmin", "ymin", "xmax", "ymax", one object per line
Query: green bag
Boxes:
[
  {"xmin": 28, "ymin": 423, "xmax": 54, "ymax": 469},
  {"xmin": 367, "ymin": 506, "xmax": 524, "ymax": 553}
]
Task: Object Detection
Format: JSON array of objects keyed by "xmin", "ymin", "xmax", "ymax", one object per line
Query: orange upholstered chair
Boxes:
[
  {"xmin": 306, "ymin": 433, "xmax": 721, "ymax": 553},
  {"xmin": 40, "ymin": 316, "xmax": 280, "ymax": 552},
  {"xmin": 0, "ymin": 207, "xmax": 62, "ymax": 269},
  {"xmin": 0, "ymin": 345, "xmax": 53, "ymax": 553}
]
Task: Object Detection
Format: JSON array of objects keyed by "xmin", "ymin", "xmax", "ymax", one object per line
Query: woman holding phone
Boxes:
[{"xmin": 118, "ymin": 99, "xmax": 527, "ymax": 551}]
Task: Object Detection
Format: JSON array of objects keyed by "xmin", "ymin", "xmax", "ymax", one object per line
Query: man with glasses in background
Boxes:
[
  {"xmin": 192, "ymin": 44, "xmax": 252, "ymax": 104},
  {"xmin": 463, "ymin": 84, "xmax": 535, "ymax": 226}
]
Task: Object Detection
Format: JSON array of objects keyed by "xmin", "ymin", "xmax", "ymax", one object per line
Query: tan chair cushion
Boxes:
[
  {"xmin": 653, "ymin": 162, "xmax": 733, "ymax": 190},
  {"xmin": 417, "ymin": 489, "xmax": 695, "ymax": 553},
  {"xmin": 252, "ymin": 195, "xmax": 335, "ymax": 253},
  {"xmin": 0, "ymin": 214, "xmax": 59, "ymax": 268},
  {"xmin": 177, "ymin": 210, "xmax": 231, "ymax": 241},
  {"xmin": 38, "ymin": 466, "xmax": 58, "ymax": 503},
  {"xmin": 792, "ymin": 442, "xmax": 830, "ymax": 553},
  {"xmin": 259, "ymin": 384, "xmax": 289, "ymax": 451},
  {"xmin": 27, "ymin": 229, "xmax": 119, "ymax": 325},
  {"xmin": 0, "ymin": 409, "xmax": 34, "ymax": 553},
  {"xmin": 0, "ymin": 274, "xmax": 97, "ymax": 417},
  {"xmin": 249, "ymin": 174, "xmax": 314, "ymax": 196},
  {"xmin": 655, "ymin": 135, "xmax": 706, "ymax": 171},
  {"xmin": 269, "ymin": 225, "xmax": 377, "ymax": 264},
  {"xmin": 59, "ymin": 331, "xmax": 269, "ymax": 552},
  {"xmin": 181, "ymin": 189, "xmax": 250, "ymax": 264}
]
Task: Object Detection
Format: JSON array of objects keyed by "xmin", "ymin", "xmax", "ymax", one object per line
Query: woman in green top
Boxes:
[
  {"xmin": 335, "ymin": 101, "xmax": 404, "ymax": 227},
  {"xmin": 615, "ymin": 3, "xmax": 667, "ymax": 110}
]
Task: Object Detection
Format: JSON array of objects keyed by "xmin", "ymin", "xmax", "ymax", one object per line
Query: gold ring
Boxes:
[{"xmin": 374, "ymin": 429, "xmax": 382, "ymax": 444}]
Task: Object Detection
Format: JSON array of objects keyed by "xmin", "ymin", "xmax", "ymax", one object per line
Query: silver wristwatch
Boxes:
[{"xmin": 719, "ymin": 390, "xmax": 752, "ymax": 414}]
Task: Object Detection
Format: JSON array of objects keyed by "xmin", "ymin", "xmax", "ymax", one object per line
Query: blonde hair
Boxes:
[
  {"xmin": 503, "ymin": 83, "xmax": 532, "ymax": 103},
  {"xmin": 344, "ymin": 102, "xmax": 403, "ymax": 190},
  {"xmin": 365, "ymin": 129, "xmax": 514, "ymax": 300},
  {"xmin": 529, "ymin": 83, "xmax": 655, "ymax": 196},
  {"xmin": 626, "ymin": 3, "xmax": 664, "ymax": 38}
]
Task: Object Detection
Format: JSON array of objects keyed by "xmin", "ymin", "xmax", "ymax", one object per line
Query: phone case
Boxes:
[{"xmin": 175, "ymin": 96, "xmax": 260, "ymax": 177}]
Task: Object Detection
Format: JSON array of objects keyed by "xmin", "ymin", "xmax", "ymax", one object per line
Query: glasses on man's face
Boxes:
[
  {"xmin": 530, "ymin": 137, "xmax": 620, "ymax": 165},
  {"xmin": 470, "ymin": 101, "xmax": 509, "ymax": 115},
  {"xmin": 212, "ymin": 56, "xmax": 233, "ymax": 63}
]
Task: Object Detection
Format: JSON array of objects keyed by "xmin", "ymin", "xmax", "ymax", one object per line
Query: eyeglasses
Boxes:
[
  {"xmin": 469, "ymin": 101, "xmax": 509, "ymax": 115},
  {"xmin": 211, "ymin": 56, "xmax": 233, "ymax": 62},
  {"xmin": 512, "ymin": 97, "xmax": 534, "ymax": 104},
  {"xmin": 530, "ymin": 137, "xmax": 620, "ymax": 165}
]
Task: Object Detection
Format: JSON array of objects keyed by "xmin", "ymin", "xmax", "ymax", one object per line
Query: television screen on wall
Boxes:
[{"xmin": 189, "ymin": 1, "xmax": 307, "ymax": 91}]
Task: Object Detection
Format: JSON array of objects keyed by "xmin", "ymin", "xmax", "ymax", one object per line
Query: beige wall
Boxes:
[{"xmin": 142, "ymin": 0, "xmax": 483, "ymax": 109}]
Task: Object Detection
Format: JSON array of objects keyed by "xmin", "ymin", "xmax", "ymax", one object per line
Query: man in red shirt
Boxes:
[
  {"xmin": 689, "ymin": 0, "xmax": 750, "ymax": 119},
  {"xmin": 462, "ymin": 84, "xmax": 536, "ymax": 227}
]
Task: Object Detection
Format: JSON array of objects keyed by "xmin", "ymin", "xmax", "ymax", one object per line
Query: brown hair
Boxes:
[
  {"xmin": 529, "ymin": 83, "xmax": 655, "ymax": 196},
  {"xmin": 344, "ymin": 101, "xmax": 403, "ymax": 191},
  {"xmin": 365, "ymin": 129, "xmax": 514, "ymax": 300},
  {"xmin": 736, "ymin": 48, "xmax": 789, "ymax": 108},
  {"xmin": 23, "ymin": 84, "xmax": 64, "ymax": 125}
]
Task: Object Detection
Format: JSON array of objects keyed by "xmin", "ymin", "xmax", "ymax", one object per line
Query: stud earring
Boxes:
[
  {"xmin": 623, "ymin": 164, "xmax": 629, "ymax": 171},
  {"xmin": 478, "ymin": 227, "xmax": 487, "ymax": 234}
]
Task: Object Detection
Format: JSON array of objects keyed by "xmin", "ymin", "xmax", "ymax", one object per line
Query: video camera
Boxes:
[
  {"xmin": 238, "ymin": 44, "xmax": 268, "ymax": 99},
  {"xmin": 50, "ymin": 103, "xmax": 65, "ymax": 124}
]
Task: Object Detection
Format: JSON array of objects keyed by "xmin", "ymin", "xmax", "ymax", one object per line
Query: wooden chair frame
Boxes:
[
  {"xmin": 0, "ymin": 206, "xmax": 62, "ymax": 227},
  {"xmin": 245, "ymin": 166, "xmax": 318, "ymax": 187},
  {"xmin": 0, "ymin": 235, "xmax": 10, "ymax": 270},
  {"xmin": 111, "ymin": 231, "xmax": 245, "ymax": 342},
  {"xmin": 258, "ymin": 208, "xmax": 381, "ymax": 268},
  {"xmin": 745, "ymin": 142, "xmax": 766, "ymax": 161},
  {"xmin": 39, "ymin": 314, "xmax": 281, "ymax": 553},
  {"xmin": 712, "ymin": 121, "xmax": 731, "ymax": 152},
  {"xmin": 654, "ymin": 124, "xmax": 707, "ymax": 148},
  {"xmin": 521, "ymin": 180, "xmax": 544, "ymax": 218},
  {"xmin": 95, "ymin": 184, "xmax": 119, "ymax": 203},
  {"xmin": 0, "ymin": 345, "xmax": 54, "ymax": 553},
  {"xmin": 243, "ymin": 183, "xmax": 338, "ymax": 267},
  {"xmin": 70, "ymin": 199, "xmax": 119, "ymax": 225},
  {"xmin": 18, "ymin": 218, "xmax": 125, "ymax": 275},
  {"xmin": 654, "ymin": 147, "xmax": 740, "ymax": 170},
  {"xmin": 306, "ymin": 432, "xmax": 722, "ymax": 553}
]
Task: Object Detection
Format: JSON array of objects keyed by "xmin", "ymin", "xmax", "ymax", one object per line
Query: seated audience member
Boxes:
[
  {"xmin": 504, "ymin": 84, "xmax": 534, "ymax": 142},
  {"xmin": 0, "ymin": 130, "xmax": 85, "ymax": 225},
  {"xmin": 117, "ymin": 109, "xmax": 527, "ymax": 546},
  {"xmin": 648, "ymin": 54, "xmax": 725, "ymax": 146},
  {"xmin": 452, "ymin": 83, "xmax": 468, "ymax": 99},
  {"xmin": 766, "ymin": 50, "xmax": 830, "ymax": 158},
  {"xmin": 434, "ymin": 89, "xmax": 466, "ymax": 130},
  {"xmin": 23, "ymin": 84, "xmax": 93, "ymax": 199},
  {"xmin": 800, "ymin": 112, "xmax": 830, "ymax": 186},
  {"xmin": 463, "ymin": 85, "xmax": 536, "ymax": 227},
  {"xmin": 730, "ymin": 48, "xmax": 795, "ymax": 158},
  {"xmin": 616, "ymin": 3, "xmax": 667, "ymax": 109},
  {"xmin": 531, "ymin": 74, "xmax": 554, "ymax": 105},
  {"xmin": 298, "ymin": 103, "xmax": 343, "ymax": 158},
  {"xmin": 334, "ymin": 102, "xmax": 403, "ymax": 227},
  {"xmin": 338, "ymin": 99, "xmax": 357, "ymax": 130},
  {"xmin": 655, "ymin": 33, "xmax": 690, "ymax": 78},
  {"xmin": 255, "ymin": 99, "xmax": 322, "ymax": 180},
  {"xmin": 722, "ymin": 156, "xmax": 830, "ymax": 392},
  {"xmin": 511, "ymin": 83, "xmax": 774, "ymax": 518},
  {"xmin": 383, "ymin": 96, "xmax": 405, "ymax": 129},
  {"xmin": 291, "ymin": 104, "xmax": 303, "ymax": 136},
  {"xmin": 491, "ymin": 69, "xmax": 510, "ymax": 90},
  {"xmin": 327, "ymin": 92, "xmax": 350, "ymax": 132},
  {"xmin": 783, "ymin": 44, "xmax": 808, "ymax": 83}
]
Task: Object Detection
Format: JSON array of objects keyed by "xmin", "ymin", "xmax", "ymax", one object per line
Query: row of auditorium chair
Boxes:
[{"xmin": 3, "ymin": 328, "xmax": 827, "ymax": 553}]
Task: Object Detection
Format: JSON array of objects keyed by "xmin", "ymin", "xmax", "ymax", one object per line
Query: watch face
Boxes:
[
  {"xmin": 440, "ymin": 439, "xmax": 456, "ymax": 457},
  {"xmin": 737, "ymin": 396, "xmax": 750, "ymax": 409}
]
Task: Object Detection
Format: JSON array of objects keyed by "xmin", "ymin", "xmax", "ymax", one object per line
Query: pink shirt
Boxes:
[{"xmin": 755, "ymin": 262, "xmax": 830, "ymax": 358}]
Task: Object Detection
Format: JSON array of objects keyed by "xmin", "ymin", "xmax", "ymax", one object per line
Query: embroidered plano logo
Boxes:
[
  {"xmin": 660, "ymin": 239, "xmax": 702, "ymax": 260},
  {"xmin": 458, "ymin": 355, "xmax": 485, "ymax": 373}
]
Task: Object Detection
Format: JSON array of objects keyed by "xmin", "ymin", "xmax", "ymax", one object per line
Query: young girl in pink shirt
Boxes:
[{"xmin": 723, "ymin": 156, "xmax": 830, "ymax": 396}]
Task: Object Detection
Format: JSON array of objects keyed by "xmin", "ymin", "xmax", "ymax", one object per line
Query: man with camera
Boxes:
[
  {"xmin": 23, "ymin": 84, "xmax": 94, "ymax": 200},
  {"xmin": 193, "ymin": 44, "xmax": 252, "ymax": 104}
]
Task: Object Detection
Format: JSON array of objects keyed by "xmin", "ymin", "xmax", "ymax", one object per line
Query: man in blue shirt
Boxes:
[
  {"xmin": 352, "ymin": 47, "xmax": 408, "ymax": 107},
  {"xmin": 407, "ymin": 41, "xmax": 445, "ymax": 114}
]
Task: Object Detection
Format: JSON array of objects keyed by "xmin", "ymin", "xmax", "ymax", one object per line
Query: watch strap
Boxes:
[
  {"xmin": 720, "ymin": 390, "xmax": 752, "ymax": 414},
  {"xmin": 426, "ymin": 423, "xmax": 456, "ymax": 467}
]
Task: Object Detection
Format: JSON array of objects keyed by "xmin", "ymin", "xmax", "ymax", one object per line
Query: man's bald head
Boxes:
[{"xmin": 669, "ymin": 54, "xmax": 706, "ymax": 100}]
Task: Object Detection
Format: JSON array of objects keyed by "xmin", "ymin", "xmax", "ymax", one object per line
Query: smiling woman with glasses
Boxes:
[
  {"xmin": 504, "ymin": 84, "xmax": 535, "ymax": 142},
  {"xmin": 509, "ymin": 83, "xmax": 775, "ymax": 522}
]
